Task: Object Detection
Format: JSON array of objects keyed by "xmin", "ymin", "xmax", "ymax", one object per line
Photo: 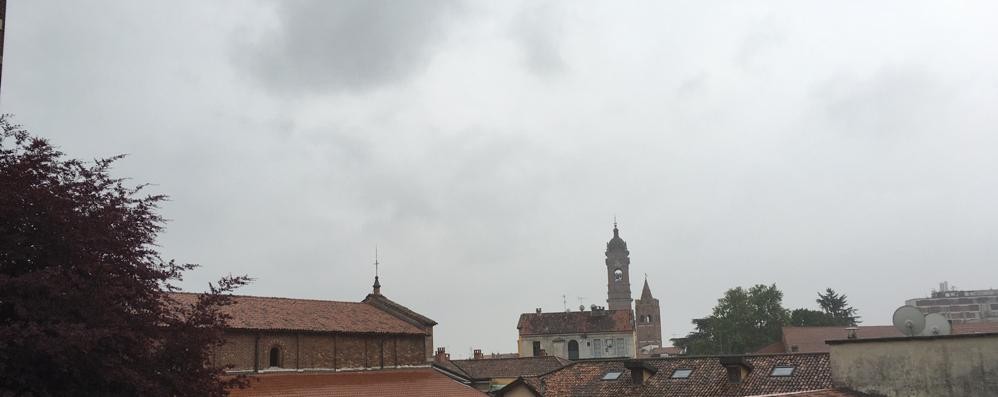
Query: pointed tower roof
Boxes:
[{"xmin": 640, "ymin": 277, "xmax": 654, "ymax": 300}]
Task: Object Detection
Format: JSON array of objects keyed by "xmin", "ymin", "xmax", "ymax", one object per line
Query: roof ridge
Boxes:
[
  {"xmin": 567, "ymin": 352, "xmax": 830, "ymax": 362},
  {"xmin": 451, "ymin": 356, "xmax": 561, "ymax": 363},
  {"xmin": 167, "ymin": 291, "xmax": 364, "ymax": 305}
]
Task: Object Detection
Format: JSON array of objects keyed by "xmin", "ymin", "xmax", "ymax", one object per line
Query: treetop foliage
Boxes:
[
  {"xmin": 673, "ymin": 284, "xmax": 859, "ymax": 355},
  {"xmin": 0, "ymin": 117, "xmax": 250, "ymax": 396}
]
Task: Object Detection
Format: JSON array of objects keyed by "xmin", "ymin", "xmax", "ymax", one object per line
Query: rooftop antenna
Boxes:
[
  {"xmin": 577, "ymin": 296, "xmax": 587, "ymax": 310},
  {"xmin": 562, "ymin": 294, "xmax": 568, "ymax": 312},
  {"xmin": 892, "ymin": 305, "xmax": 926, "ymax": 337}
]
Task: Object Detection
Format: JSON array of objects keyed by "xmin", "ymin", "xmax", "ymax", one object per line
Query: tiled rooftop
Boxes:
[
  {"xmin": 168, "ymin": 292, "xmax": 426, "ymax": 335},
  {"xmin": 502, "ymin": 353, "xmax": 833, "ymax": 397},
  {"xmin": 517, "ymin": 310, "xmax": 633, "ymax": 336},
  {"xmin": 228, "ymin": 368, "xmax": 486, "ymax": 397},
  {"xmin": 446, "ymin": 356, "xmax": 571, "ymax": 380},
  {"xmin": 762, "ymin": 323, "xmax": 998, "ymax": 353}
]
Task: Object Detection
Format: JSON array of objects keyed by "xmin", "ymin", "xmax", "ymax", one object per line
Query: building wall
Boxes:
[
  {"xmin": 517, "ymin": 332, "xmax": 634, "ymax": 359},
  {"xmin": 500, "ymin": 384, "xmax": 539, "ymax": 397},
  {"xmin": 829, "ymin": 334, "xmax": 998, "ymax": 397},
  {"xmin": 634, "ymin": 298, "xmax": 662, "ymax": 354},
  {"xmin": 217, "ymin": 330, "xmax": 427, "ymax": 372},
  {"xmin": 905, "ymin": 289, "xmax": 998, "ymax": 323}
]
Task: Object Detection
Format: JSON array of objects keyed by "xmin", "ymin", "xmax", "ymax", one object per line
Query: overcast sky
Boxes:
[{"xmin": 5, "ymin": 1, "xmax": 998, "ymax": 358}]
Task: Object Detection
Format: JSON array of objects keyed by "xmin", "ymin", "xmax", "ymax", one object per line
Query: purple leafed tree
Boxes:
[{"xmin": 0, "ymin": 116, "xmax": 251, "ymax": 396}]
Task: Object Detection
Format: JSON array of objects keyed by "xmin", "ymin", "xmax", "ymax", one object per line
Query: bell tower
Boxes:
[
  {"xmin": 605, "ymin": 222, "xmax": 633, "ymax": 311},
  {"xmin": 635, "ymin": 277, "xmax": 663, "ymax": 354}
]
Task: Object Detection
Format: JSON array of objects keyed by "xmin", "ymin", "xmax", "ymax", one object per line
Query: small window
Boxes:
[
  {"xmin": 269, "ymin": 346, "xmax": 281, "ymax": 368},
  {"xmin": 602, "ymin": 371, "xmax": 623, "ymax": 380},
  {"xmin": 671, "ymin": 369, "xmax": 693, "ymax": 379},
  {"xmin": 770, "ymin": 366, "xmax": 794, "ymax": 377},
  {"xmin": 532, "ymin": 341, "xmax": 541, "ymax": 357}
]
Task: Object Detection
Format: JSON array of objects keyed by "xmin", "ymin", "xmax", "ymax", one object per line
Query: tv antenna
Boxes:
[
  {"xmin": 921, "ymin": 313, "xmax": 952, "ymax": 336},
  {"xmin": 892, "ymin": 305, "xmax": 926, "ymax": 337}
]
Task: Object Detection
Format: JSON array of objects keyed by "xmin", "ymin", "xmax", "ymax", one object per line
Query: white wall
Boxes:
[{"xmin": 517, "ymin": 332, "xmax": 635, "ymax": 359}]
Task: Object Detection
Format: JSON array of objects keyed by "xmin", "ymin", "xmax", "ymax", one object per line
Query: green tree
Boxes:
[
  {"xmin": 673, "ymin": 284, "xmax": 789, "ymax": 355},
  {"xmin": 815, "ymin": 288, "xmax": 860, "ymax": 326},
  {"xmin": 789, "ymin": 308, "xmax": 836, "ymax": 326}
]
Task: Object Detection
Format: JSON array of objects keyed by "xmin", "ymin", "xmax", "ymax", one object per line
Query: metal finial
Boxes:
[{"xmin": 374, "ymin": 245, "xmax": 379, "ymax": 277}]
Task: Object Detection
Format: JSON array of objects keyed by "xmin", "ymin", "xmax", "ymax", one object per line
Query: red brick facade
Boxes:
[
  {"xmin": 212, "ymin": 331, "xmax": 428, "ymax": 371},
  {"xmin": 169, "ymin": 289, "xmax": 437, "ymax": 373}
]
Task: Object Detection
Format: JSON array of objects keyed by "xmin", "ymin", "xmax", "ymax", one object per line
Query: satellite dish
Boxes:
[
  {"xmin": 921, "ymin": 313, "xmax": 952, "ymax": 336},
  {"xmin": 892, "ymin": 305, "xmax": 926, "ymax": 336}
]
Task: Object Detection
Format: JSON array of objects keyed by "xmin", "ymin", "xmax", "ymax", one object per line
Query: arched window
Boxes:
[
  {"xmin": 568, "ymin": 340, "xmax": 579, "ymax": 360},
  {"xmin": 269, "ymin": 346, "xmax": 281, "ymax": 368}
]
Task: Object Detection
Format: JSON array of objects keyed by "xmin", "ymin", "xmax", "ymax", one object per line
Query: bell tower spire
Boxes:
[
  {"xmin": 372, "ymin": 246, "xmax": 381, "ymax": 295},
  {"xmin": 605, "ymin": 221, "xmax": 632, "ymax": 311}
]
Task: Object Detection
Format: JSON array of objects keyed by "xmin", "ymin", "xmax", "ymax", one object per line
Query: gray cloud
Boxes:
[
  {"xmin": 236, "ymin": 0, "xmax": 462, "ymax": 95},
  {"xmin": 510, "ymin": 3, "xmax": 566, "ymax": 76},
  {"xmin": 7, "ymin": 0, "xmax": 998, "ymax": 358}
]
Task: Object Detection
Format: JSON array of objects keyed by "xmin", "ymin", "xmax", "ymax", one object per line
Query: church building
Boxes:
[{"xmin": 516, "ymin": 224, "xmax": 664, "ymax": 359}]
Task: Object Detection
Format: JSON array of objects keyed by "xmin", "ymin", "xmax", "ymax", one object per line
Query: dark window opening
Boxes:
[
  {"xmin": 532, "ymin": 341, "xmax": 541, "ymax": 357},
  {"xmin": 568, "ymin": 340, "xmax": 580, "ymax": 360},
  {"xmin": 269, "ymin": 346, "xmax": 281, "ymax": 368}
]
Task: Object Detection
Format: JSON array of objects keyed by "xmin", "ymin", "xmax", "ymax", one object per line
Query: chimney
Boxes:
[
  {"xmin": 434, "ymin": 347, "xmax": 449, "ymax": 363},
  {"xmin": 719, "ymin": 356, "xmax": 752, "ymax": 383},
  {"xmin": 535, "ymin": 307, "xmax": 542, "ymax": 313},
  {"xmin": 623, "ymin": 360, "xmax": 658, "ymax": 385},
  {"xmin": 473, "ymin": 349, "xmax": 483, "ymax": 360}
]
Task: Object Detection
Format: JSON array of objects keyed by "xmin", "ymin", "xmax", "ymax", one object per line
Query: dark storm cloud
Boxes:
[{"xmin": 237, "ymin": 0, "xmax": 462, "ymax": 94}]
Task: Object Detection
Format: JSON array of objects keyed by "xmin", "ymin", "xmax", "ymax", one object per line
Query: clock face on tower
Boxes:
[{"xmin": 613, "ymin": 268, "xmax": 623, "ymax": 282}]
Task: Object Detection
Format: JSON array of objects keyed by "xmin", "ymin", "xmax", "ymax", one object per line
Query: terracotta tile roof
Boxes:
[
  {"xmin": 433, "ymin": 359, "xmax": 470, "ymax": 379},
  {"xmin": 762, "ymin": 323, "xmax": 998, "ymax": 354},
  {"xmin": 228, "ymin": 368, "xmax": 487, "ymax": 397},
  {"xmin": 748, "ymin": 389, "xmax": 871, "ymax": 396},
  {"xmin": 755, "ymin": 341, "xmax": 786, "ymax": 354},
  {"xmin": 518, "ymin": 310, "xmax": 634, "ymax": 336},
  {"xmin": 363, "ymin": 293, "xmax": 437, "ymax": 327},
  {"xmin": 952, "ymin": 321, "xmax": 998, "ymax": 334},
  {"xmin": 645, "ymin": 346, "xmax": 683, "ymax": 356},
  {"xmin": 527, "ymin": 353, "xmax": 832, "ymax": 397},
  {"xmin": 168, "ymin": 292, "xmax": 426, "ymax": 335},
  {"xmin": 448, "ymin": 356, "xmax": 571, "ymax": 380}
]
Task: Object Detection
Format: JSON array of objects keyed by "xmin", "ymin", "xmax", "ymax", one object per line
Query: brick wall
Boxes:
[{"xmin": 217, "ymin": 331, "xmax": 427, "ymax": 372}]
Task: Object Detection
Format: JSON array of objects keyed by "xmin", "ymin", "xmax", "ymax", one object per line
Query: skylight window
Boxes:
[
  {"xmin": 602, "ymin": 371, "xmax": 623, "ymax": 380},
  {"xmin": 671, "ymin": 369, "xmax": 693, "ymax": 379},
  {"xmin": 770, "ymin": 366, "xmax": 795, "ymax": 377}
]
